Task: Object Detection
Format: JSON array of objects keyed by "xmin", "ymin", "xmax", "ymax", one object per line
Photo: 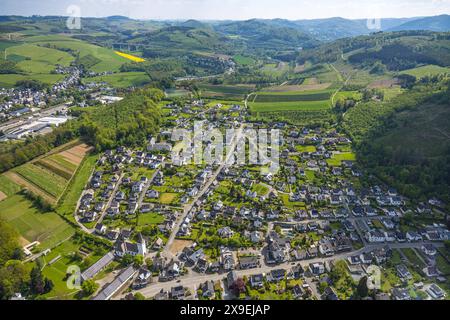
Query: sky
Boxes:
[{"xmin": 0, "ymin": 0, "xmax": 449, "ymax": 20}]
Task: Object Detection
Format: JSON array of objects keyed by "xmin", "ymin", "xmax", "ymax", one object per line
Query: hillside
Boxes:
[
  {"xmin": 343, "ymin": 83, "xmax": 450, "ymax": 204},
  {"xmin": 214, "ymin": 19, "xmax": 318, "ymax": 50},
  {"xmin": 388, "ymin": 14, "xmax": 450, "ymax": 32},
  {"xmin": 298, "ymin": 31, "xmax": 450, "ymax": 71}
]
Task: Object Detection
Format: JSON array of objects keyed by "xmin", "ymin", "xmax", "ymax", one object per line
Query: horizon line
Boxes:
[{"xmin": 1, "ymin": 13, "xmax": 448, "ymax": 22}]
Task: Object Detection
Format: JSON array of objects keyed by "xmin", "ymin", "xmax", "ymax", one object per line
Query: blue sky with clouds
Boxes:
[{"xmin": 1, "ymin": 0, "xmax": 449, "ymax": 20}]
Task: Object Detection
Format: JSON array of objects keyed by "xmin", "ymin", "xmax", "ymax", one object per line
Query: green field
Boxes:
[
  {"xmin": 6, "ymin": 43, "xmax": 73, "ymax": 74},
  {"xmin": 0, "ymin": 174, "xmax": 22, "ymax": 197},
  {"xmin": 255, "ymin": 90, "xmax": 333, "ymax": 102},
  {"xmin": 0, "ymin": 73, "xmax": 65, "ymax": 88},
  {"xmin": 327, "ymin": 152, "xmax": 356, "ymax": 167},
  {"xmin": 24, "ymin": 35, "xmax": 129, "ymax": 72},
  {"xmin": 138, "ymin": 213, "xmax": 165, "ymax": 226},
  {"xmin": 0, "ymin": 194, "xmax": 74, "ymax": 248},
  {"xmin": 48, "ymin": 154, "xmax": 79, "ymax": 172},
  {"xmin": 250, "ymin": 100, "xmax": 331, "ymax": 112},
  {"xmin": 400, "ymin": 65, "xmax": 450, "ymax": 78},
  {"xmin": 233, "ymin": 55, "xmax": 256, "ymax": 65},
  {"xmin": 14, "ymin": 164, "xmax": 68, "ymax": 198},
  {"xmin": 56, "ymin": 155, "xmax": 98, "ymax": 220},
  {"xmin": 85, "ymin": 72, "xmax": 151, "ymax": 88}
]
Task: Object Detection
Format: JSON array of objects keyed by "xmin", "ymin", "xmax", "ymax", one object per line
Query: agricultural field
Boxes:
[
  {"xmin": 248, "ymin": 86, "xmax": 346, "ymax": 114},
  {"xmin": 250, "ymin": 100, "xmax": 331, "ymax": 112},
  {"xmin": 4, "ymin": 143, "xmax": 92, "ymax": 204},
  {"xmin": 0, "ymin": 73, "xmax": 65, "ymax": 88},
  {"xmin": 261, "ymin": 62, "xmax": 290, "ymax": 77},
  {"xmin": 165, "ymin": 88, "xmax": 191, "ymax": 98},
  {"xmin": 0, "ymin": 174, "xmax": 22, "ymax": 198},
  {"xmin": 85, "ymin": 72, "xmax": 151, "ymax": 88},
  {"xmin": 13, "ymin": 164, "xmax": 68, "ymax": 198},
  {"xmin": 199, "ymin": 84, "xmax": 255, "ymax": 100},
  {"xmin": 24, "ymin": 35, "xmax": 129, "ymax": 72},
  {"xmin": 114, "ymin": 51, "xmax": 145, "ymax": 62},
  {"xmin": 400, "ymin": 65, "xmax": 450, "ymax": 78},
  {"xmin": 6, "ymin": 43, "xmax": 73, "ymax": 73},
  {"xmin": 254, "ymin": 90, "xmax": 333, "ymax": 102},
  {"xmin": 0, "ymin": 194, "xmax": 74, "ymax": 248}
]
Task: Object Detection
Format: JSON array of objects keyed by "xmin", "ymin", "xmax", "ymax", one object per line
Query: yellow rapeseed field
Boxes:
[{"xmin": 114, "ymin": 51, "xmax": 146, "ymax": 63}]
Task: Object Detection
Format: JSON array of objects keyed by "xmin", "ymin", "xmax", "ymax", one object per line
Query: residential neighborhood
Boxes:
[{"xmin": 67, "ymin": 98, "xmax": 450, "ymax": 301}]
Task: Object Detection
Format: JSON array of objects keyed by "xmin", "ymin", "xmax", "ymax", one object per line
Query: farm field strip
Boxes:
[
  {"xmin": 250, "ymin": 100, "xmax": 331, "ymax": 112},
  {"xmin": 13, "ymin": 164, "xmax": 68, "ymax": 198},
  {"xmin": 35, "ymin": 158, "xmax": 74, "ymax": 180},
  {"xmin": 4, "ymin": 171, "xmax": 57, "ymax": 203},
  {"xmin": 254, "ymin": 91, "xmax": 333, "ymax": 102}
]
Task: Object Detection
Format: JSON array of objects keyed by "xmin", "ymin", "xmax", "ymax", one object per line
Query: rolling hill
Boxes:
[{"xmin": 388, "ymin": 14, "xmax": 450, "ymax": 32}]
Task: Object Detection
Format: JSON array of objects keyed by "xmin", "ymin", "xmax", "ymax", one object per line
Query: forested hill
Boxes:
[
  {"xmin": 0, "ymin": 88, "xmax": 164, "ymax": 173},
  {"xmin": 297, "ymin": 31, "xmax": 450, "ymax": 71},
  {"xmin": 343, "ymin": 81, "xmax": 450, "ymax": 205}
]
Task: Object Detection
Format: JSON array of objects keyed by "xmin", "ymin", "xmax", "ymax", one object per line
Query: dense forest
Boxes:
[{"xmin": 342, "ymin": 80, "xmax": 450, "ymax": 205}]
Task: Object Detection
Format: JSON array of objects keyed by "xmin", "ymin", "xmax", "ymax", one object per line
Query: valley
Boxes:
[{"xmin": 0, "ymin": 12, "xmax": 449, "ymax": 303}]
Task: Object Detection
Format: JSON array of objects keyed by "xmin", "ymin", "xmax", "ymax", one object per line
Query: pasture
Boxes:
[
  {"xmin": 24, "ymin": 35, "xmax": 129, "ymax": 72},
  {"xmin": 6, "ymin": 43, "xmax": 73, "ymax": 74}
]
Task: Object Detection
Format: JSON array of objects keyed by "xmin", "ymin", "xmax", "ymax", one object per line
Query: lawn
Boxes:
[
  {"xmin": 436, "ymin": 254, "xmax": 450, "ymax": 275},
  {"xmin": 0, "ymin": 194, "xmax": 74, "ymax": 248},
  {"xmin": 327, "ymin": 152, "xmax": 356, "ymax": 167},
  {"xmin": 251, "ymin": 183, "xmax": 269, "ymax": 196},
  {"xmin": 295, "ymin": 145, "xmax": 316, "ymax": 153},
  {"xmin": 137, "ymin": 213, "xmax": 165, "ymax": 226},
  {"xmin": 280, "ymin": 194, "xmax": 306, "ymax": 209},
  {"xmin": 159, "ymin": 193, "xmax": 180, "ymax": 205},
  {"xmin": 39, "ymin": 238, "xmax": 106, "ymax": 299},
  {"xmin": 401, "ymin": 248, "xmax": 426, "ymax": 269}
]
